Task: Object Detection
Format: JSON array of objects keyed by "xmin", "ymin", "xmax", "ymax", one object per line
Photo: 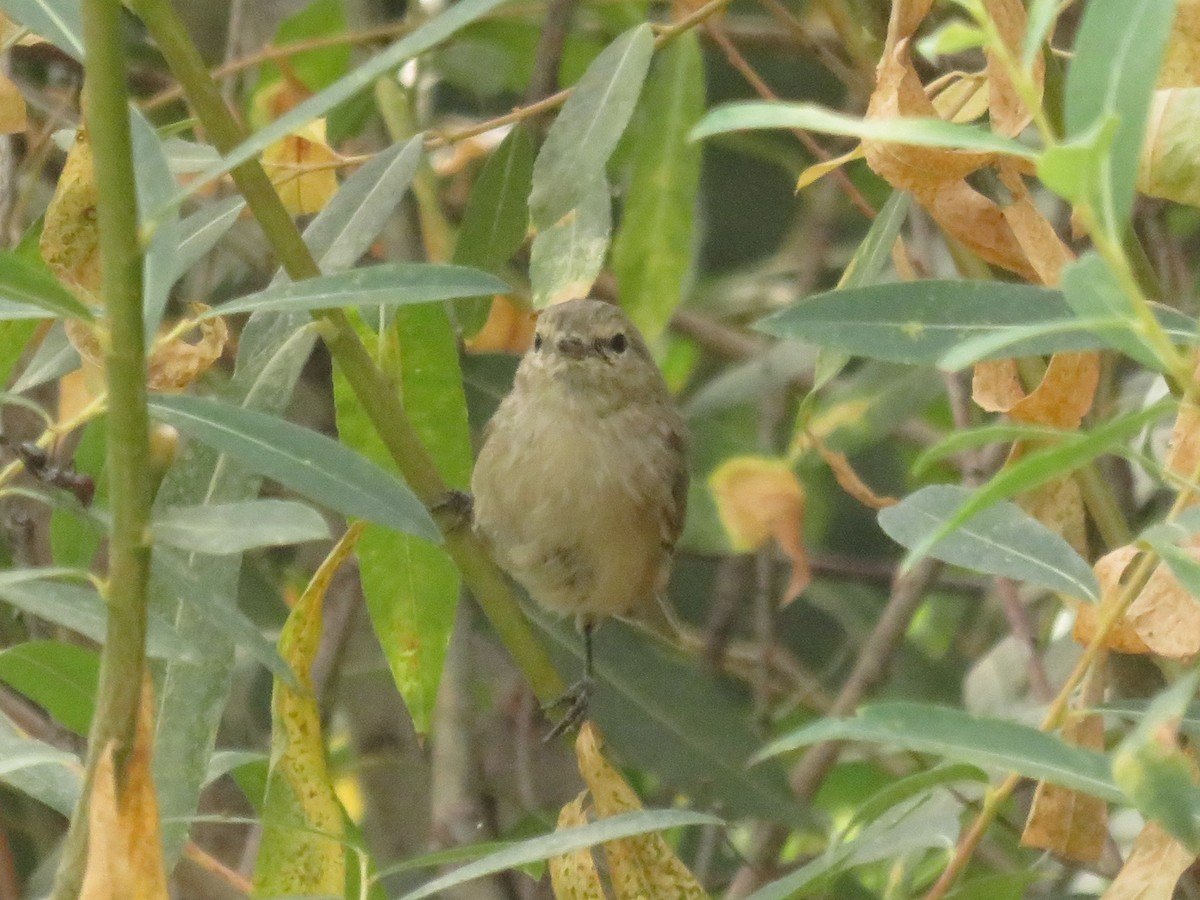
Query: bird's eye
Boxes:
[
  {"xmin": 533, "ymin": 333, "xmax": 543, "ymax": 351},
  {"xmin": 609, "ymin": 333, "xmax": 628, "ymax": 353}
]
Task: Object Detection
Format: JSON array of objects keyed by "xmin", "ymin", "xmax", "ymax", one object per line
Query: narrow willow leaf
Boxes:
[
  {"xmin": 754, "ymin": 703, "xmax": 1124, "ymax": 802},
  {"xmin": 332, "ymin": 304, "xmax": 469, "ymax": 735},
  {"xmin": 151, "ymin": 548, "xmax": 296, "ymax": 683},
  {"xmin": 172, "ymin": 0, "xmax": 511, "ymax": 212},
  {"xmin": 452, "ymin": 125, "xmax": 535, "ymax": 335},
  {"xmin": 900, "ymin": 401, "xmax": 1173, "ymax": 570},
  {"xmin": 10, "ymin": 323, "xmax": 79, "ymax": 393},
  {"xmin": 396, "ymin": 810, "xmax": 722, "ymax": 900},
  {"xmin": 529, "ymin": 177, "xmax": 611, "ymax": 308},
  {"xmin": 612, "ymin": 32, "xmax": 704, "ymax": 344},
  {"xmin": 207, "ymin": 263, "xmax": 507, "ymax": 318},
  {"xmin": 0, "ymin": 577, "xmax": 190, "ymax": 659},
  {"xmin": 0, "ymin": 250, "xmax": 93, "ymax": 321},
  {"xmin": 529, "ymin": 24, "xmax": 655, "ymax": 228},
  {"xmin": 152, "ymin": 314, "xmax": 318, "ymax": 864},
  {"xmin": 152, "ymin": 499, "xmax": 329, "ymax": 554},
  {"xmin": 691, "ymin": 101, "xmax": 1036, "ymax": 158},
  {"xmin": 1064, "ymin": 0, "xmax": 1177, "ymax": 230},
  {"xmin": 148, "ymin": 394, "xmax": 440, "ymax": 541},
  {"xmin": 144, "ymin": 196, "xmax": 245, "ymax": 337},
  {"xmin": 0, "ymin": 711, "xmax": 80, "ymax": 814},
  {"xmin": 1061, "ymin": 253, "xmax": 1164, "ymax": 369},
  {"xmin": 0, "ymin": 641, "xmax": 99, "ymax": 734},
  {"xmin": 755, "ymin": 279, "xmax": 1197, "ymax": 366},
  {"xmin": 1112, "ymin": 673, "xmax": 1200, "ymax": 852},
  {"xmin": 306, "ymin": 135, "xmax": 424, "ymax": 275},
  {"xmin": 747, "ymin": 792, "xmax": 960, "ymax": 900},
  {"xmin": 878, "ymin": 485, "xmax": 1100, "ymax": 600},
  {"xmin": 2, "ymin": 0, "xmax": 84, "ymax": 58}
]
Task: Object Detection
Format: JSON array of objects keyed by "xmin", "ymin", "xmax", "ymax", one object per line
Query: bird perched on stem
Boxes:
[{"xmin": 471, "ymin": 298, "xmax": 689, "ymax": 739}]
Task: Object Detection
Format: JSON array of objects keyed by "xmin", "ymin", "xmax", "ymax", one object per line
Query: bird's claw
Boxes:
[{"xmin": 542, "ymin": 677, "xmax": 593, "ymax": 742}]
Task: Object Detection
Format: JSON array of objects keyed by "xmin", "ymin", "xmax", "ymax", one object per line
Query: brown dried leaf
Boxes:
[
  {"xmin": 147, "ymin": 311, "xmax": 228, "ymax": 393},
  {"xmin": 549, "ymin": 792, "xmax": 606, "ymax": 900},
  {"xmin": 262, "ymin": 119, "xmax": 340, "ymax": 217},
  {"xmin": 810, "ymin": 433, "xmax": 897, "ymax": 509},
  {"xmin": 79, "ymin": 680, "xmax": 168, "ymax": 900},
  {"xmin": 41, "ymin": 129, "xmax": 101, "ymax": 298},
  {"xmin": 463, "ymin": 295, "xmax": 537, "ymax": 355},
  {"xmin": 1077, "ymin": 545, "xmax": 1153, "ymax": 653},
  {"xmin": 1018, "ymin": 477, "xmax": 1088, "ymax": 556},
  {"xmin": 997, "ymin": 161, "xmax": 1074, "ymax": 285},
  {"xmin": 709, "ymin": 456, "xmax": 810, "ymax": 603},
  {"xmin": 1167, "ymin": 390, "xmax": 1200, "ymax": 478},
  {"xmin": 1159, "ymin": 0, "xmax": 1200, "ymax": 89},
  {"xmin": 1101, "ymin": 821, "xmax": 1196, "ymax": 900},
  {"xmin": 984, "ymin": 0, "xmax": 1044, "ymax": 136},
  {"xmin": 1126, "ymin": 536, "xmax": 1200, "ymax": 660},
  {"xmin": 1020, "ymin": 714, "xmax": 1108, "ymax": 862},
  {"xmin": 0, "ymin": 71, "xmax": 26, "ymax": 135},
  {"xmin": 911, "ymin": 180, "xmax": 1039, "ymax": 280},
  {"xmin": 973, "ymin": 351, "xmax": 1099, "ymax": 428}
]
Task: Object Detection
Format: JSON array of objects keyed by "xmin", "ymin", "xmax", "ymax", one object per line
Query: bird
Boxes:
[{"xmin": 470, "ymin": 297, "xmax": 689, "ymax": 738}]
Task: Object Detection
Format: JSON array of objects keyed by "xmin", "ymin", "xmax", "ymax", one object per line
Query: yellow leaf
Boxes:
[
  {"xmin": 463, "ymin": 295, "xmax": 537, "ymax": 355},
  {"xmin": 262, "ymin": 119, "xmax": 340, "ymax": 216},
  {"xmin": 549, "ymin": 792, "xmax": 606, "ymax": 900},
  {"xmin": 252, "ymin": 524, "xmax": 363, "ymax": 897},
  {"xmin": 795, "ymin": 145, "xmax": 863, "ymax": 192},
  {"xmin": 41, "ymin": 129, "xmax": 101, "ymax": 298},
  {"xmin": 1159, "ymin": 0, "xmax": 1200, "ymax": 89},
  {"xmin": 79, "ymin": 679, "xmax": 169, "ymax": 900},
  {"xmin": 1140, "ymin": 88, "xmax": 1200, "ymax": 208},
  {"xmin": 709, "ymin": 456, "xmax": 810, "ymax": 603},
  {"xmin": 1020, "ymin": 715, "xmax": 1108, "ymax": 862},
  {"xmin": 0, "ymin": 71, "xmax": 26, "ymax": 134},
  {"xmin": 575, "ymin": 724, "xmax": 709, "ymax": 900},
  {"xmin": 1101, "ymin": 821, "xmax": 1196, "ymax": 899}
]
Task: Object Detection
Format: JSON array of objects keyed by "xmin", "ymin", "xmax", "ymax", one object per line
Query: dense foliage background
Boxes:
[{"xmin": 1, "ymin": 0, "xmax": 1200, "ymax": 897}]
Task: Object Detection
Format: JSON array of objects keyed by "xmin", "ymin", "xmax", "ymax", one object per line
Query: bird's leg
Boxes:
[
  {"xmin": 543, "ymin": 618, "xmax": 595, "ymax": 742},
  {"xmin": 431, "ymin": 490, "xmax": 474, "ymax": 532}
]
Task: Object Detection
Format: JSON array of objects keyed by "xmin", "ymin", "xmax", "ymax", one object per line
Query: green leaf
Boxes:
[
  {"xmin": 1023, "ymin": 0, "xmax": 1061, "ymax": 67},
  {"xmin": 395, "ymin": 810, "xmax": 723, "ymax": 900},
  {"xmin": 533, "ymin": 612, "xmax": 808, "ymax": 825},
  {"xmin": 529, "ymin": 176, "xmax": 611, "ymax": 308},
  {"xmin": 0, "ymin": 711, "xmax": 80, "ymax": 815},
  {"xmin": 1036, "ymin": 115, "xmax": 1118, "ymax": 210},
  {"xmin": 747, "ymin": 792, "xmax": 960, "ymax": 900},
  {"xmin": 203, "ymin": 263, "xmax": 509, "ymax": 318},
  {"xmin": 148, "ymin": 394, "xmax": 440, "ymax": 541},
  {"xmin": 1112, "ymin": 673, "xmax": 1200, "ymax": 851},
  {"xmin": 1, "ymin": 0, "xmax": 84, "ymax": 59},
  {"xmin": 612, "ymin": 32, "xmax": 704, "ymax": 344},
  {"xmin": 0, "ymin": 250, "xmax": 94, "ymax": 321},
  {"xmin": 0, "ymin": 641, "xmax": 99, "ymax": 734},
  {"xmin": 333, "ymin": 304, "xmax": 469, "ymax": 735},
  {"xmin": 691, "ymin": 101, "xmax": 1037, "ymax": 158},
  {"xmin": 452, "ymin": 125, "xmax": 535, "ymax": 335},
  {"xmin": 1064, "ymin": 0, "xmax": 1177, "ymax": 231},
  {"xmin": 879, "ymin": 485, "xmax": 1099, "ymax": 600},
  {"xmin": 755, "ymin": 279, "xmax": 1198, "ymax": 367},
  {"xmin": 152, "ymin": 499, "xmax": 329, "ymax": 554},
  {"xmin": 0, "ymin": 574, "xmax": 191, "ymax": 659},
  {"xmin": 144, "ymin": 196, "xmax": 245, "ymax": 337},
  {"xmin": 900, "ymin": 401, "xmax": 1173, "ymax": 570},
  {"xmin": 307, "ymin": 135, "xmax": 424, "ymax": 275},
  {"xmin": 754, "ymin": 702, "xmax": 1124, "ymax": 802},
  {"xmin": 529, "ymin": 24, "xmax": 655, "ymax": 228},
  {"xmin": 171, "ymin": 0, "xmax": 513, "ymax": 213},
  {"xmin": 1060, "ymin": 252, "xmax": 1166, "ymax": 369}
]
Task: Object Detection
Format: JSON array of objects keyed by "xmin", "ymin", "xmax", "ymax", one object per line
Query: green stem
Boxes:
[
  {"xmin": 49, "ymin": 0, "xmax": 153, "ymax": 896},
  {"xmin": 130, "ymin": 0, "xmax": 563, "ymax": 701}
]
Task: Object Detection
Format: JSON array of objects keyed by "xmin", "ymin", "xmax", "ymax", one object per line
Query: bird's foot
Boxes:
[
  {"xmin": 431, "ymin": 490, "xmax": 474, "ymax": 531},
  {"xmin": 542, "ymin": 677, "xmax": 593, "ymax": 743}
]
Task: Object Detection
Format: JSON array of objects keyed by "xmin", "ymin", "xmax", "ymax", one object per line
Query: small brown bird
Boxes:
[{"xmin": 471, "ymin": 298, "xmax": 689, "ymax": 737}]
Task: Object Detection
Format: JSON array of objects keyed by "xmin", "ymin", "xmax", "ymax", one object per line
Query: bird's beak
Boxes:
[{"xmin": 556, "ymin": 337, "xmax": 589, "ymax": 359}]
